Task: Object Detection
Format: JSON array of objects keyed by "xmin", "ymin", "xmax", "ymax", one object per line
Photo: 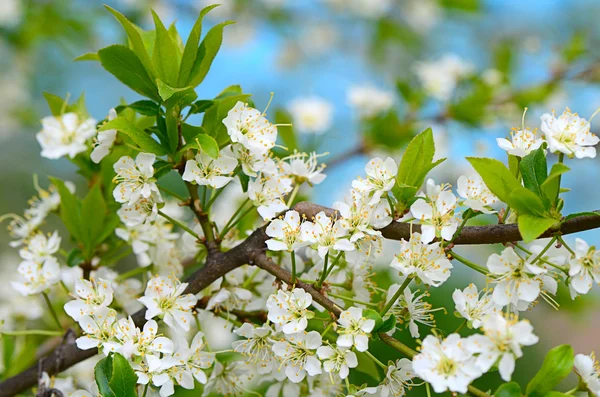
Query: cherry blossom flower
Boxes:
[
  {"xmin": 182, "ymin": 150, "xmax": 238, "ymax": 188},
  {"xmin": 452, "ymin": 284, "xmax": 500, "ymax": 328},
  {"xmin": 352, "ymin": 157, "xmax": 397, "ymax": 205},
  {"xmin": 64, "ymin": 277, "xmax": 114, "ymax": 321},
  {"xmin": 90, "ymin": 108, "xmax": 117, "ymax": 163},
  {"xmin": 568, "ymin": 238, "xmax": 600, "ymax": 297},
  {"xmin": 37, "ymin": 112, "xmax": 97, "ymax": 159},
  {"xmin": 18, "ymin": 231, "xmax": 61, "ymax": 262},
  {"xmin": 387, "ymin": 285, "xmax": 436, "ymax": 338},
  {"xmin": 266, "ymin": 288, "xmax": 314, "ymax": 334},
  {"xmin": 280, "ymin": 152, "xmax": 327, "ymax": 186},
  {"xmin": 287, "ymin": 96, "xmax": 333, "ymax": 135},
  {"xmin": 347, "ymin": 85, "xmax": 394, "ymax": 119},
  {"xmin": 574, "ymin": 353, "xmax": 600, "ymax": 397},
  {"xmin": 336, "ymin": 307, "xmax": 375, "ymax": 352},
  {"xmin": 410, "ymin": 179, "xmax": 459, "ymax": 243},
  {"xmin": 203, "ymin": 361, "xmax": 251, "ymax": 396},
  {"xmin": 300, "ymin": 211, "xmax": 354, "ymax": 258},
  {"xmin": 316, "ymin": 345, "xmax": 358, "ymax": 379},
  {"xmin": 541, "ymin": 108, "xmax": 599, "ymax": 158},
  {"xmin": 223, "ymin": 101, "xmax": 277, "ymax": 155},
  {"xmin": 232, "ymin": 323, "xmax": 277, "ymax": 374},
  {"xmin": 412, "ymin": 333, "xmax": 482, "ymax": 394},
  {"xmin": 138, "ymin": 275, "xmax": 198, "ymax": 332},
  {"xmin": 11, "ymin": 256, "xmax": 61, "ymax": 295},
  {"xmin": 272, "ymin": 331, "xmax": 323, "ymax": 383},
  {"xmin": 457, "ymin": 174, "xmax": 498, "ymax": 214},
  {"xmin": 468, "ymin": 313, "xmax": 539, "ymax": 381},
  {"xmin": 103, "ymin": 317, "xmax": 174, "ymax": 359},
  {"xmin": 378, "ymin": 358, "xmax": 415, "ymax": 397},
  {"xmin": 117, "ymin": 191, "xmax": 162, "ymax": 226},
  {"xmin": 113, "ymin": 153, "xmax": 160, "ymax": 205},
  {"xmin": 414, "ymin": 54, "xmax": 473, "ymax": 102},
  {"xmin": 168, "ymin": 332, "xmax": 215, "ymax": 386},
  {"xmin": 390, "ymin": 233, "xmax": 452, "ymax": 286},
  {"xmin": 496, "ymin": 128, "xmax": 544, "ymax": 157},
  {"xmin": 334, "ymin": 189, "xmax": 390, "ymax": 242},
  {"xmin": 248, "ymin": 174, "xmax": 293, "ymax": 220},
  {"xmin": 486, "ymin": 247, "xmax": 545, "ymax": 308},
  {"xmin": 225, "ymin": 143, "xmax": 277, "ymax": 177},
  {"xmin": 266, "ymin": 210, "xmax": 308, "ymax": 252},
  {"xmin": 75, "ymin": 308, "xmax": 118, "ymax": 351}
]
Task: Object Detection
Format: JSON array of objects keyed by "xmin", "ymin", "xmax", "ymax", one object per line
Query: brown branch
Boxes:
[{"xmin": 1, "ymin": 202, "xmax": 599, "ymax": 397}]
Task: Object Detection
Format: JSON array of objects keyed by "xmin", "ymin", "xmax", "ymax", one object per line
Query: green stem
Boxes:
[
  {"xmin": 241, "ymin": 268, "xmax": 262, "ymax": 289},
  {"xmin": 1, "ymin": 329, "xmax": 63, "ymax": 337},
  {"xmin": 529, "ymin": 236, "xmax": 557, "ymax": 265},
  {"xmin": 380, "ymin": 276, "xmax": 412, "ymax": 317},
  {"xmin": 158, "ymin": 210, "xmax": 200, "ymax": 240},
  {"xmin": 327, "ymin": 292, "xmax": 378, "ymax": 307},
  {"xmin": 514, "ymin": 244, "xmax": 568, "ymax": 273},
  {"xmin": 321, "ymin": 322, "xmax": 334, "ymax": 337},
  {"xmin": 449, "ymin": 210, "xmax": 472, "ymax": 243},
  {"xmin": 454, "ymin": 319, "xmax": 467, "ymax": 333},
  {"xmin": 364, "ymin": 350, "xmax": 387, "ymax": 370},
  {"xmin": 42, "ymin": 292, "xmax": 63, "ymax": 330},
  {"xmin": 286, "ymin": 184, "xmax": 301, "ymax": 207},
  {"xmin": 59, "ymin": 281, "xmax": 70, "ymax": 295},
  {"xmin": 315, "ymin": 252, "xmax": 330, "ymax": 289},
  {"xmin": 221, "ymin": 198, "xmax": 251, "ymax": 237},
  {"xmin": 322, "ymin": 251, "xmax": 343, "ymax": 281},
  {"xmin": 557, "ymin": 235, "xmax": 576, "ymax": 256},
  {"xmin": 205, "ymin": 187, "xmax": 225, "ymax": 210},
  {"xmin": 290, "ymin": 251, "xmax": 297, "ymax": 284},
  {"xmin": 142, "ymin": 383, "xmax": 149, "ymax": 397},
  {"xmin": 555, "ymin": 153, "xmax": 565, "ymax": 203},
  {"xmin": 220, "ymin": 205, "xmax": 255, "ymax": 237},
  {"xmin": 450, "ymin": 251, "xmax": 490, "ymax": 275}
]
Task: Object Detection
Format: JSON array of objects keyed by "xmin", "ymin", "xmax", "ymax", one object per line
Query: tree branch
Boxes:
[{"xmin": 1, "ymin": 202, "xmax": 598, "ymax": 396}]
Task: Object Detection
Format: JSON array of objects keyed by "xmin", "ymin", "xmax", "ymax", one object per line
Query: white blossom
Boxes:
[
  {"xmin": 272, "ymin": 331, "xmax": 323, "ymax": 383},
  {"xmin": 412, "ymin": 334, "xmax": 482, "ymax": 394},
  {"xmin": 287, "ymin": 96, "xmax": 333, "ymax": 135},
  {"xmin": 266, "ymin": 210, "xmax": 308, "ymax": 252},
  {"xmin": 226, "ymin": 143, "xmax": 277, "ymax": 177},
  {"xmin": 138, "ymin": 275, "xmax": 198, "ymax": 332},
  {"xmin": 574, "ymin": 353, "xmax": 600, "ymax": 397},
  {"xmin": 347, "ymin": 85, "xmax": 394, "ymax": 118},
  {"xmin": 248, "ymin": 174, "xmax": 293, "ymax": 220},
  {"xmin": 300, "ymin": 211, "xmax": 354, "ymax": 258},
  {"xmin": 280, "ymin": 152, "xmax": 327, "ymax": 186},
  {"xmin": 468, "ymin": 313, "xmax": 539, "ymax": 381},
  {"xmin": 203, "ymin": 361, "xmax": 250, "ymax": 396},
  {"xmin": 266, "ymin": 288, "xmax": 313, "ymax": 334},
  {"xmin": 11, "ymin": 256, "xmax": 61, "ymax": 296},
  {"xmin": 378, "ymin": 358, "xmax": 415, "ymax": 397},
  {"xmin": 113, "ymin": 153, "xmax": 160, "ymax": 205},
  {"xmin": 18, "ymin": 231, "xmax": 61, "ymax": 262},
  {"xmin": 37, "ymin": 112, "xmax": 97, "ymax": 159},
  {"xmin": 223, "ymin": 101, "xmax": 277, "ymax": 155},
  {"xmin": 410, "ymin": 179, "xmax": 459, "ymax": 243},
  {"xmin": 390, "ymin": 233, "xmax": 452, "ymax": 286},
  {"xmin": 457, "ymin": 174, "xmax": 498, "ymax": 214},
  {"xmin": 387, "ymin": 285, "xmax": 435, "ymax": 338},
  {"xmin": 541, "ymin": 108, "xmax": 599, "ymax": 158},
  {"xmin": 75, "ymin": 308, "xmax": 118, "ymax": 351},
  {"xmin": 336, "ymin": 307, "xmax": 375, "ymax": 352},
  {"xmin": 414, "ymin": 54, "xmax": 473, "ymax": 102},
  {"xmin": 117, "ymin": 191, "xmax": 162, "ymax": 226},
  {"xmin": 182, "ymin": 150, "xmax": 238, "ymax": 188},
  {"xmin": 64, "ymin": 277, "xmax": 114, "ymax": 321},
  {"xmin": 232, "ymin": 323, "xmax": 277, "ymax": 374},
  {"xmin": 316, "ymin": 345, "xmax": 358, "ymax": 379},
  {"xmin": 103, "ymin": 317, "xmax": 174, "ymax": 359},
  {"xmin": 496, "ymin": 128, "xmax": 544, "ymax": 157},
  {"xmin": 334, "ymin": 189, "xmax": 390, "ymax": 242},
  {"xmin": 452, "ymin": 284, "xmax": 500, "ymax": 328},
  {"xmin": 568, "ymin": 238, "xmax": 600, "ymax": 297},
  {"xmin": 91, "ymin": 108, "xmax": 117, "ymax": 163},
  {"xmin": 352, "ymin": 157, "xmax": 397, "ymax": 205},
  {"xmin": 486, "ymin": 247, "xmax": 545, "ymax": 308}
]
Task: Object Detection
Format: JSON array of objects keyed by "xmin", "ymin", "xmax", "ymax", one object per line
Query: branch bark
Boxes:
[{"xmin": 1, "ymin": 202, "xmax": 598, "ymax": 397}]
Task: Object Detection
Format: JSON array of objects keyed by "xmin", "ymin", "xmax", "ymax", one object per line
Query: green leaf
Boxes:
[
  {"xmin": 43, "ymin": 92, "xmax": 67, "ymax": 116},
  {"xmin": 362, "ymin": 309, "xmax": 383, "ymax": 331},
  {"xmin": 95, "ymin": 356, "xmax": 117, "ymax": 397},
  {"xmin": 74, "ymin": 52, "xmax": 99, "ymax": 62},
  {"xmin": 178, "ymin": 4, "xmax": 220, "ymax": 86},
  {"xmin": 518, "ymin": 214, "xmax": 558, "ymax": 243},
  {"xmin": 508, "ymin": 154, "xmax": 520, "ymax": 177},
  {"xmin": 66, "ymin": 248, "xmax": 85, "ymax": 268},
  {"xmin": 181, "ymin": 132, "xmax": 219, "ymax": 158},
  {"xmin": 526, "ymin": 345, "xmax": 574, "ymax": 397},
  {"xmin": 81, "ymin": 184, "xmax": 107, "ymax": 254},
  {"xmin": 157, "ymin": 80, "xmax": 198, "ymax": 107},
  {"xmin": 467, "ymin": 157, "xmax": 522, "ymax": 204},
  {"xmin": 188, "ymin": 100, "xmax": 214, "ymax": 115},
  {"xmin": 49, "ymin": 177, "xmax": 82, "ymax": 242},
  {"xmin": 105, "ymin": 5, "xmax": 156, "ymax": 78},
  {"xmin": 98, "ymin": 45, "xmax": 160, "ymax": 101},
  {"xmin": 541, "ymin": 163, "xmax": 570, "ymax": 203},
  {"xmin": 116, "ymin": 100, "xmax": 160, "ymax": 116},
  {"xmin": 154, "ymin": 159, "xmax": 174, "ymax": 179},
  {"xmin": 96, "ymin": 214, "xmax": 120, "ymax": 245},
  {"xmin": 165, "ymin": 105, "xmax": 179, "ymax": 154},
  {"xmin": 151, "ymin": 10, "xmax": 181, "ymax": 86},
  {"xmin": 520, "ymin": 148, "xmax": 548, "ymax": 200},
  {"xmin": 186, "ymin": 21, "xmax": 234, "ymax": 87},
  {"xmin": 508, "ymin": 187, "xmax": 547, "ymax": 217},
  {"xmin": 100, "ymin": 116, "xmax": 166, "ymax": 155},
  {"xmin": 495, "ymin": 382, "xmax": 522, "ymax": 397},
  {"xmin": 395, "ymin": 128, "xmax": 443, "ymax": 204},
  {"xmin": 563, "ymin": 211, "xmax": 600, "ymax": 222},
  {"xmin": 542, "ymin": 393, "xmax": 571, "ymax": 397},
  {"xmin": 109, "ymin": 353, "xmax": 138, "ymax": 397},
  {"xmin": 377, "ymin": 315, "xmax": 397, "ymax": 333},
  {"xmin": 238, "ymin": 172, "xmax": 249, "ymax": 192}
]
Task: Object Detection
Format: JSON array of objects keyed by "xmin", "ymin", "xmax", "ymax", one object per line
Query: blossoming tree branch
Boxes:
[{"xmin": 2, "ymin": 5, "xmax": 600, "ymax": 397}]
